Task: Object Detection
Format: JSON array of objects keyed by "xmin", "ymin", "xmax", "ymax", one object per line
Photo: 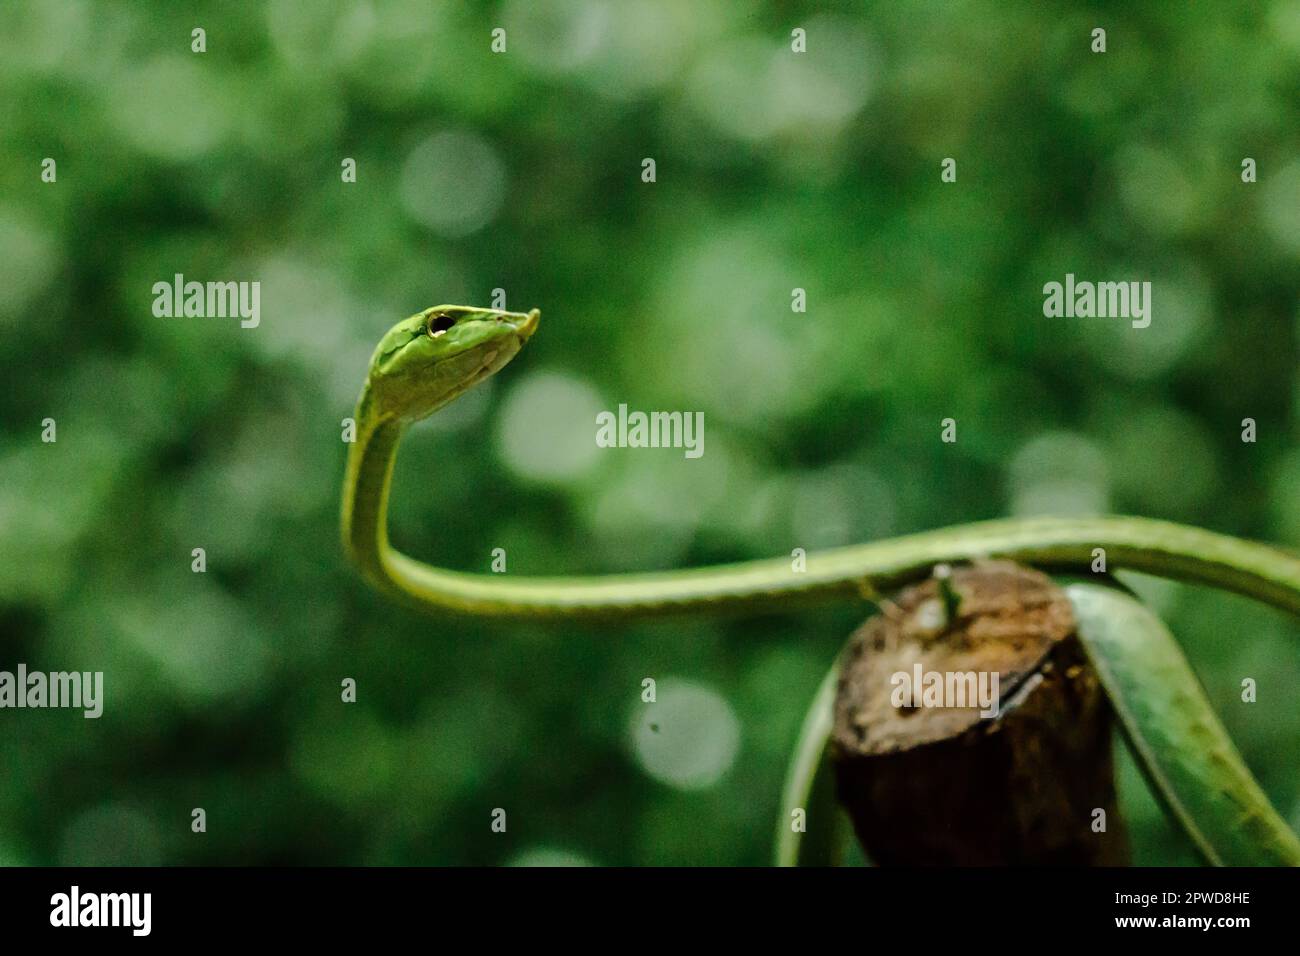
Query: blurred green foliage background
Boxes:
[{"xmin": 1, "ymin": 0, "xmax": 1298, "ymax": 866}]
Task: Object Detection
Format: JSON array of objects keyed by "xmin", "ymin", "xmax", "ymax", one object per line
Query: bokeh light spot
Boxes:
[
  {"xmin": 399, "ymin": 130, "xmax": 507, "ymax": 238},
  {"xmin": 1008, "ymin": 431, "xmax": 1110, "ymax": 517},
  {"xmin": 497, "ymin": 371, "xmax": 604, "ymax": 484},
  {"xmin": 630, "ymin": 679, "xmax": 740, "ymax": 791}
]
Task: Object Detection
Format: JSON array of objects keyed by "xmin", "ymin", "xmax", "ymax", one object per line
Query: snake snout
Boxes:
[{"xmin": 502, "ymin": 308, "xmax": 540, "ymax": 340}]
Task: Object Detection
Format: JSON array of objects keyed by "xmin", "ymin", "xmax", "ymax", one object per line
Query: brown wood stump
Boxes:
[{"xmin": 831, "ymin": 561, "xmax": 1129, "ymax": 865}]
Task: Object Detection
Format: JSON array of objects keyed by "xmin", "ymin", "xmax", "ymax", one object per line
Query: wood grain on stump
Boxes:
[{"xmin": 831, "ymin": 561, "xmax": 1129, "ymax": 865}]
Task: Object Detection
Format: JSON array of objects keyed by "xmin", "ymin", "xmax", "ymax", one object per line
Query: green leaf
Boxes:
[
  {"xmin": 1067, "ymin": 581, "xmax": 1300, "ymax": 866},
  {"xmin": 774, "ymin": 660, "xmax": 847, "ymax": 866}
]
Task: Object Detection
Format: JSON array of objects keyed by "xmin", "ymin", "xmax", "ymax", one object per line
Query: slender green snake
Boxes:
[
  {"xmin": 343, "ymin": 307, "xmax": 1300, "ymax": 619},
  {"xmin": 343, "ymin": 304, "xmax": 1300, "ymax": 864}
]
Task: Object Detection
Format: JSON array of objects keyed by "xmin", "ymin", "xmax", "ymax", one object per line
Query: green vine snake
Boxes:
[{"xmin": 343, "ymin": 305, "xmax": 1300, "ymax": 865}]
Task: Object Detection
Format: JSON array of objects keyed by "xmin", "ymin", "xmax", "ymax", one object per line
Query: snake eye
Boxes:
[{"xmin": 427, "ymin": 313, "xmax": 457, "ymax": 338}]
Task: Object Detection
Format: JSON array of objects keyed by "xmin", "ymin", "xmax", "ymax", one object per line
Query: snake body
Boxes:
[
  {"xmin": 344, "ymin": 304, "xmax": 1300, "ymax": 865},
  {"xmin": 343, "ymin": 306, "xmax": 1300, "ymax": 621}
]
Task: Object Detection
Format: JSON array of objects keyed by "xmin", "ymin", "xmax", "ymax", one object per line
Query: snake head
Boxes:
[{"xmin": 367, "ymin": 304, "xmax": 540, "ymax": 422}]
